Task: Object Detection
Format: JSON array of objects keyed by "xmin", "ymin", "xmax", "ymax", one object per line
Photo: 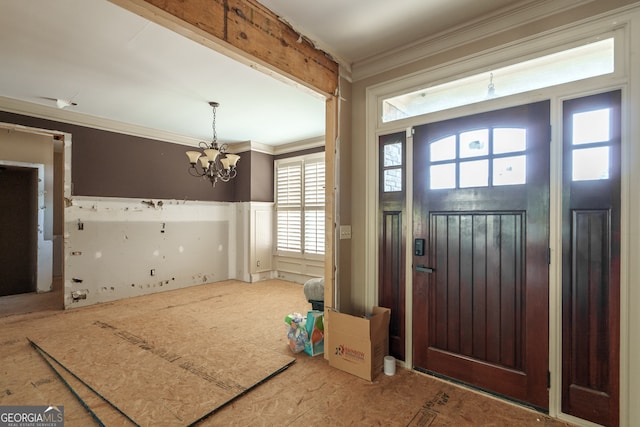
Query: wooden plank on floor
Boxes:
[
  {"xmin": 0, "ymin": 338, "xmax": 98, "ymax": 426},
  {"xmin": 31, "ymin": 342, "xmax": 136, "ymax": 427},
  {"xmin": 29, "ymin": 310, "xmax": 295, "ymax": 426}
]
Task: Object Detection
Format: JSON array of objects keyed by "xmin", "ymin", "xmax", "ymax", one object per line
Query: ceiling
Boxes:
[
  {"xmin": 0, "ymin": 0, "xmax": 536, "ymax": 148},
  {"xmin": 257, "ymin": 0, "xmax": 534, "ymax": 66}
]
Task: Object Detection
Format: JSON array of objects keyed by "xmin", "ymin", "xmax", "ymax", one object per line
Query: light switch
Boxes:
[{"xmin": 340, "ymin": 225, "xmax": 351, "ymax": 240}]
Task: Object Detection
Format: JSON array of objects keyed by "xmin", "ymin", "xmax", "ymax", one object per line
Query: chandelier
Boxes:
[{"xmin": 186, "ymin": 101, "xmax": 240, "ymax": 187}]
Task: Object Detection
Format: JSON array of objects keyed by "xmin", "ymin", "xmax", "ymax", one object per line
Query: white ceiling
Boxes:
[
  {"xmin": 257, "ymin": 0, "xmax": 532, "ymax": 66},
  {"xmin": 0, "ymin": 0, "xmax": 536, "ymax": 147}
]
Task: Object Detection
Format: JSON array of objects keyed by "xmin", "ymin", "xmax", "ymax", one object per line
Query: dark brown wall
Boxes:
[
  {"xmin": 234, "ymin": 150, "xmax": 251, "ymax": 202},
  {"xmin": 220, "ymin": 150, "xmax": 275, "ymax": 202},
  {"xmin": 251, "ymin": 151, "xmax": 274, "ymax": 202},
  {"xmin": 72, "ymin": 128, "xmax": 235, "ymax": 201},
  {"xmin": 0, "ymin": 111, "xmax": 235, "ymax": 201},
  {"xmin": 1, "ymin": 110, "xmax": 324, "ymax": 204}
]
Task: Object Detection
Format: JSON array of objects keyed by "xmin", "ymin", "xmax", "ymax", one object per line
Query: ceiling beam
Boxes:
[{"xmin": 111, "ymin": 0, "xmax": 339, "ymax": 96}]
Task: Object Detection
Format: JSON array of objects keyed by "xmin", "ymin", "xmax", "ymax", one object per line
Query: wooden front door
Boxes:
[
  {"xmin": 561, "ymin": 90, "xmax": 621, "ymax": 426},
  {"xmin": 412, "ymin": 101, "xmax": 550, "ymax": 409}
]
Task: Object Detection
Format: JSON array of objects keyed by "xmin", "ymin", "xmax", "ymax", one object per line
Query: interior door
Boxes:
[
  {"xmin": 561, "ymin": 90, "xmax": 620, "ymax": 426},
  {"xmin": 412, "ymin": 101, "xmax": 550, "ymax": 409}
]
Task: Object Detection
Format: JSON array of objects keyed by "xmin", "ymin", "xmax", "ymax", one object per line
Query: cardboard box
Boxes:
[{"xmin": 326, "ymin": 306, "xmax": 390, "ymax": 381}]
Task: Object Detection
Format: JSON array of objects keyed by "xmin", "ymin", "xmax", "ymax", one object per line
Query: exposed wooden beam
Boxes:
[
  {"xmin": 324, "ymin": 95, "xmax": 338, "ymax": 312},
  {"xmin": 113, "ymin": 0, "xmax": 339, "ymax": 96}
]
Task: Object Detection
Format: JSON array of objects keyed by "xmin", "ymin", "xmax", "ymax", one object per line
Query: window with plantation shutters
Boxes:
[
  {"xmin": 304, "ymin": 159, "xmax": 325, "ymax": 254},
  {"xmin": 275, "ymin": 153, "xmax": 325, "ymax": 255},
  {"xmin": 276, "ymin": 161, "xmax": 302, "ymax": 252}
]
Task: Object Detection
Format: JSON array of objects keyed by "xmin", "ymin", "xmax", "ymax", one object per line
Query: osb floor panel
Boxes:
[
  {"xmin": 36, "ymin": 347, "xmax": 135, "ymax": 426},
  {"xmin": 0, "ymin": 280, "xmax": 577, "ymax": 427},
  {"xmin": 29, "ymin": 310, "xmax": 295, "ymax": 426}
]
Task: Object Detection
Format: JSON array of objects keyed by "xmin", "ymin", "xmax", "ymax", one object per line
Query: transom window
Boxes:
[
  {"xmin": 429, "ymin": 127, "xmax": 527, "ymax": 190},
  {"xmin": 383, "ymin": 37, "xmax": 614, "ymax": 123}
]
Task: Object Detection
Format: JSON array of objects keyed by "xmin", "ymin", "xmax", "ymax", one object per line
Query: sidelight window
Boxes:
[
  {"xmin": 382, "ymin": 141, "xmax": 404, "ymax": 192},
  {"xmin": 570, "ymin": 108, "xmax": 612, "ymax": 181}
]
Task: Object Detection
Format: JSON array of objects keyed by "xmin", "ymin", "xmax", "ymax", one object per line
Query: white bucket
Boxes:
[{"xmin": 383, "ymin": 355, "xmax": 396, "ymax": 376}]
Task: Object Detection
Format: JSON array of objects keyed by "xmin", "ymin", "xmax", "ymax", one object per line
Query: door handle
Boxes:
[{"xmin": 416, "ymin": 265, "xmax": 434, "ymax": 273}]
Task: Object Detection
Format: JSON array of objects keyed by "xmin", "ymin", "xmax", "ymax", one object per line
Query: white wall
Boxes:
[
  {"xmin": 234, "ymin": 201, "xmax": 276, "ymax": 283},
  {"xmin": 64, "ymin": 197, "xmax": 238, "ymax": 307},
  {"xmin": 275, "ymin": 255, "xmax": 324, "ymax": 284}
]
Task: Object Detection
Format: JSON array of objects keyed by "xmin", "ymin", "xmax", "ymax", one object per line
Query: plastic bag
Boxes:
[{"xmin": 285, "ymin": 313, "xmax": 307, "ymax": 353}]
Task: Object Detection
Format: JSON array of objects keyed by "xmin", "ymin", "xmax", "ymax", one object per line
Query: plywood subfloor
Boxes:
[
  {"xmin": 29, "ymin": 309, "xmax": 294, "ymax": 426},
  {"xmin": 0, "ymin": 280, "xmax": 576, "ymax": 426}
]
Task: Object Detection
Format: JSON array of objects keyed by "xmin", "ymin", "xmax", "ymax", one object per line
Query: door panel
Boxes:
[
  {"xmin": 379, "ymin": 132, "xmax": 406, "ymax": 361},
  {"xmin": 562, "ymin": 91, "xmax": 620, "ymax": 426},
  {"xmin": 413, "ymin": 101, "xmax": 550, "ymax": 409},
  {"xmin": 431, "ymin": 212, "xmax": 524, "ymax": 368}
]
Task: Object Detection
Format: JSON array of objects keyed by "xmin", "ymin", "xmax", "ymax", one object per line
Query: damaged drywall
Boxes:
[{"xmin": 64, "ymin": 196, "xmax": 237, "ymax": 308}]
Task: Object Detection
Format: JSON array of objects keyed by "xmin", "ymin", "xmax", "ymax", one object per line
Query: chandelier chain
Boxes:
[{"xmin": 212, "ymin": 103, "xmax": 217, "ymax": 144}]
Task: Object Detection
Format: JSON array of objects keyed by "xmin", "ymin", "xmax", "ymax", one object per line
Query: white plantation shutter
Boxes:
[
  {"xmin": 277, "ymin": 210, "xmax": 301, "ymax": 251},
  {"xmin": 276, "ymin": 161, "xmax": 302, "ymax": 252},
  {"xmin": 275, "ymin": 154, "xmax": 325, "ymax": 255},
  {"xmin": 276, "ymin": 162, "xmax": 302, "ymax": 206},
  {"xmin": 304, "ymin": 159, "xmax": 325, "ymax": 254}
]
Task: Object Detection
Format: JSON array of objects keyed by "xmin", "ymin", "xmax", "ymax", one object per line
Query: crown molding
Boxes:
[
  {"xmin": 0, "ymin": 96, "xmax": 201, "ymax": 147},
  {"xmin": 232, "ymin": 140, "xmax": 271, "ymax": 154},
  {"xmin": 231, "ymin": 136, "xmax": 325, "ymax": 156},
  {"xmin": 339, "ymin": 64, "xmax": 353, "ymax": 84},
  {"xmin": 352, "ymin": 0, "xmax": 596, "ymax": 82},
  {"xmin": 273, "ymin": 136, "xmax": 325, "ymax": 155}
]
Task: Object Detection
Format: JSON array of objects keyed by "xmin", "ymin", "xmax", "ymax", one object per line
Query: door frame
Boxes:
[
  {"xmin": 364, "ymin": 9, "xmax": 635, "ymax": 425},
  {"xmin": 0, "ymin": 124, "xmax": 70, "ymax": 301}
]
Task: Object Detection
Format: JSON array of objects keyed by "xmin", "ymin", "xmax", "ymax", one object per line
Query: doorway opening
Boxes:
[
  {"xmin": 0, "ymin": 165, "xmax": 38, "ymax": 296},
  {"xmin": 0, "ymin": 127, "xmax": 65, "ymax": 316}
]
